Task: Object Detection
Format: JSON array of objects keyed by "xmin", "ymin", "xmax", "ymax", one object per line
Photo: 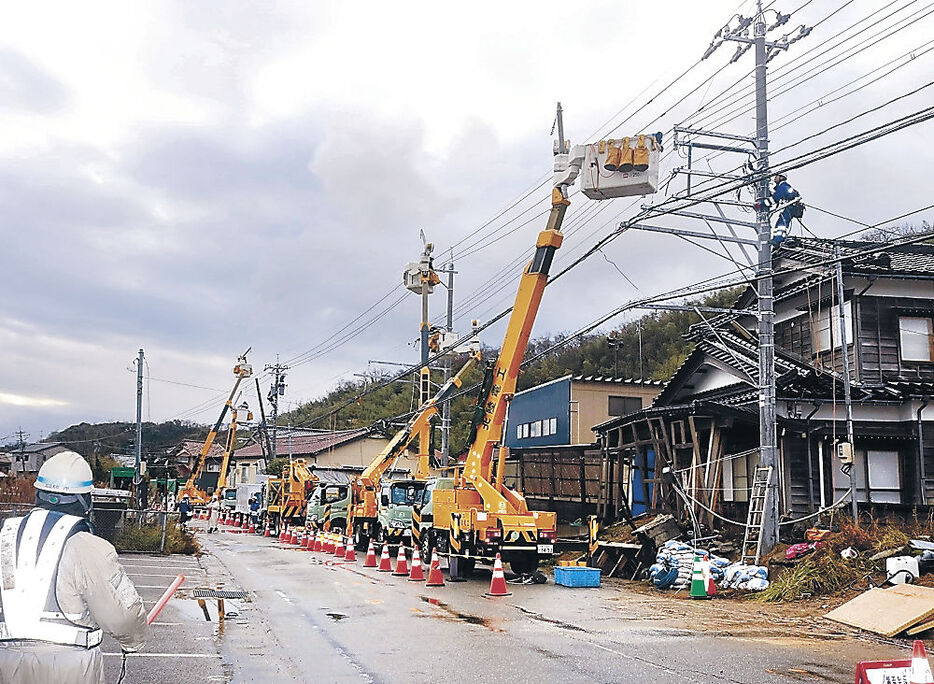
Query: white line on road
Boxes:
[
  {"xmin": 103, "ymin": 653, "xmax": 222, "ymax": 658},
  {"xmin": 275, "ymin": 590, "xmax": 293, "ymax": 604}
]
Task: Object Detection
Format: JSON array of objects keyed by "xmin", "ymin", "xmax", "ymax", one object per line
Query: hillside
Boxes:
[
  {"xmin": 283, "ymin": 287, "xmax": 743, "ymax": 451},
  {"xmin": 41, "ymin": 420, "xmax": 209, "ymax": 460}
]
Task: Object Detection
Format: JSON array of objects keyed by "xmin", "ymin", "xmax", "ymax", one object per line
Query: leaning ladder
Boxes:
[{"xmin": 740, "ymin": 465, "xmax": 773, "ymax": 566}]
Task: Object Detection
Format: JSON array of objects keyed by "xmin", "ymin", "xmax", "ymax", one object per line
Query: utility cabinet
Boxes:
[{"xmin": 580, "ymin": 133, "xmax": 662, "ymax": 199}]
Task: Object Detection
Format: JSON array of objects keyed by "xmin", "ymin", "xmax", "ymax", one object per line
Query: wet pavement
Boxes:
[{"xmin": 116, "ymin": 521, "xmax": 910, "ymax": 683}]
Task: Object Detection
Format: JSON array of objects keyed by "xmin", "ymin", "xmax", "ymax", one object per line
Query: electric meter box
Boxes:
[
  {"xmin": 836, "ymin": 441, "xmax": 854, "ymax": 464},
  {"xmin": 580, "ymin": 134, "xmax": 661, "ymax": 200}
]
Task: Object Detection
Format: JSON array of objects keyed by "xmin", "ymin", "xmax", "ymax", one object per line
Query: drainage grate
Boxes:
[{"xmin": 192, "ymin": 589, "xmax": 248, "ymax": 599}]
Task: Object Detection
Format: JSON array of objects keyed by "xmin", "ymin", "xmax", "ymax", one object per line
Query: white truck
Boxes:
[{"xmin": 234, "ymin": 482, "xmax": 264, "ymax": 516}]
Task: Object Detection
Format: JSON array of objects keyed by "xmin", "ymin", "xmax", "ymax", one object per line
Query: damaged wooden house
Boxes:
[{"xmin": 593, "ymin": 236, "xmax": 934, "ymax": 527}]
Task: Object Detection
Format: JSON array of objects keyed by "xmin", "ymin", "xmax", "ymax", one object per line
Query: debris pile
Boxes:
[{"xmin": 648, "ymin": 541, "xmax": 731, "ymax": 590}]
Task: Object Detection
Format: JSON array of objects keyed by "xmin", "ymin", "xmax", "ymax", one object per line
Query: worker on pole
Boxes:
[
  {"xmin": 770, "ymin": 173, "xmax": 804, "ymax": 246},
  {"xmin": 0, "ymin": 451, "xmax": 149, "ymax": 683}
]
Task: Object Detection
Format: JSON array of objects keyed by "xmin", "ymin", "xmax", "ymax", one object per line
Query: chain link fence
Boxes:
[{"xmin": 0, "ymin": 504, "xmax": 185, "ymax": 554}]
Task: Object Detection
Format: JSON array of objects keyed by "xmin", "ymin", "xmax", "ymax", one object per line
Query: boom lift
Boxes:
[
  {"xmin": 426, "ymin": 104, "xmax": 648, "ymax": 576},
  {"xmin": 264, "ymin": 459, "xmax": 319, "ymax": 533},
  {"xmin": 213, "ymin": 402, "xmax": 252, "ymax": 505},
  {"xmin": 178, "ymin": 351, "xmax": 253, "ymax": 505},
  {"xmin": 348, "ymin": 348, "xmax": 481, "ymax": 550}
]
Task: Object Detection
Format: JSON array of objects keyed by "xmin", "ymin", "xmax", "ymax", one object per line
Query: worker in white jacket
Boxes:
[{"xmin": 0, "ymin": 451, "xmax": 149, "ymax": 683}]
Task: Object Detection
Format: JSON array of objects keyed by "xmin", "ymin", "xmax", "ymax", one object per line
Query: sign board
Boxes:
[{"xmin": 854, "ymin": 659, "xmax": 912, "ymax": 683}]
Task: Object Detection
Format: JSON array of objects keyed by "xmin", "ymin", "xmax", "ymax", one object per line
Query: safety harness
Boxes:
[{"xmin": 0, "ymin": 509, "xmax": 103, "ymax": 648}]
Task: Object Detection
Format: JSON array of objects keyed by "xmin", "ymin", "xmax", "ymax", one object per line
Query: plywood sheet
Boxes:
[
  {"xmin": 824, "ymin": 584, "xmax": 934, "ymax": 637},
  {"xmin": 907, "ymin": 616, "xmax": 934, "ymax": 636}
]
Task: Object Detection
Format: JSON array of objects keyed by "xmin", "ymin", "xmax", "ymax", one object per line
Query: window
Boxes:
[
  {"xmin": 548, "ymin": 417, "xmax": 557, "ymax": 435},
  {"xmin": 608, "ymin": 396, "xmax": 642, "ymax": 417},
  {"xmin": 817, "ymin": 300, "xmax": 853, "ymax": 351},
  {"xmin": 530, "ymin": 420, "xmax": 541, "ymax": 438},
  {"xmin": 517, "ymin": 425, "xmax": 523, "ymax": 440},
  {"xmin": 241, "ymin": 466, "xmax": 248, "ymax": 482},
  {"xmin": 833, "ymin": 448, "xmax": 901, "ymax": 503},
  {"xmin": 899, "ymin": 316, "xmax": 934, "ymax": 362},
  {"xmin": 521, "ymin": 423, "xmax": 530, "ymax": 438}
]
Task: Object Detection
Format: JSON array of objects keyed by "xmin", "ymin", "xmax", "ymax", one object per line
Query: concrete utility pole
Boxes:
[
  {"xmin": 751, "ymin": 2, "xmax": 780, "ymax": 554},
  {"xmin": 440, "ymin": 251, "xmax": 455, "ymax": 466},
  {"xmin": 135, "ymin": 348, "xmax": 144, "ymax": 510},
  {"xmin": 834, "ymin": 245, "xmax": 859, "ymax": 522},
  {"xmin": 404, "ymin": 238, "xmax": 438, "ymax": 469},
  {"xmin": 265, "ymin": 359, "xmax": 288, "ymax": 460}
]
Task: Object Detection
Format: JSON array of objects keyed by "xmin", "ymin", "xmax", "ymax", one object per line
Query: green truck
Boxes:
[{"xmin": 305, "ymin": 482, "xmax": 351, "ymax": 532}]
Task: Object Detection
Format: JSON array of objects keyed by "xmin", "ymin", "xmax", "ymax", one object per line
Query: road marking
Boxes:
[
  {"xmin": 275, "ymin": 590, "xmax": 293, "ymax": 604},
  {"xmin": 103, "ymin": 653, "xmax": 222, "ymax": 658},
  {"xmin": 125, "ymin": 573, "xmax": 190, "ymax": 577}
]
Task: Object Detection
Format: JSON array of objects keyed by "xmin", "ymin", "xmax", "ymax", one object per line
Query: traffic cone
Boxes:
[
  {"xmin": 300, "ymin": 531, "xmax": 309, "ymax": 549},
  {"xmin": 704, "ymin": 556, "xmax": 717, "ymax": 596},
  {"xmin": 304, "ymin": 530, "xmax": 314, "ymax": 551},
  {"xmin": 377, "ymin": 543, "xmax": 393, "ymax": 572},
  {"xmin": 314, "ymin": 532, "xmax": 323, "ymax": 552},
  {"xmin": 327, "ymin": 534, "xmax": 336, "ymax": 554},
  {"xmin": 485, "ymin": 553, "xmax": 512, "ymax": 597},
  {"xmin": 263, "ymin": 524, "xmax": 271, "ymax": 537},
  {"xmin": 241, "ymin": 517, "xmax": 248, "ymax": 530},
  {"xmin": 279, "ymin": 526, "xmax": 287, "ymax": 543},
  {"xmin": 690, "ymin": 553, "xmax": 710, "ymax": 599},
  {"xmin": 393, "ymin": 545, "xmax": 409, "ymax": 576},
  {"xmin": 363, "ymin": 540, "xmax": 377, "ymax": 567},
  {"xmin": 911, "ymin": 639, "xmax": 934, "ymax": 684},
  {"xmin": 248, "ymin": 520, "xmax": 255, "ymax": 534},
  {"xmin": 344, "ymin": 537, "xmax": 357, "ymax": 562},
  {"xmin": 408, "ymin": 546, "xmax": 425, "ymax": 582},
  {"xmin": 335, "ymin": 536, "xmax": 346, "ymax": 558},
  {"xmin": 290, "ymin": 528, "xmax": 298, "ymax": 545},
  {"xmin": 425, "ymin": 550, "xmax": 444, "ymax": 586}
]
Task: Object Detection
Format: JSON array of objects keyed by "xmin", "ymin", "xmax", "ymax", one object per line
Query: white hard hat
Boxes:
[{"xmin": 35, "ymin": 451, "xmax": 94, "ymax": 494}]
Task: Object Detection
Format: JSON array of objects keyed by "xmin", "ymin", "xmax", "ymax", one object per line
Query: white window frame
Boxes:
[
  {"xmin": 530, "ymin": 420, "xmax": 541, "ymax": 438},
  {"xmin": 817, "ymin": 300, "xmax": 853, "ymax": 352},
  {"xmin": 899, "ymin": 316, "xmax": 934, "ymax": 362},
  {"xmin": 549, "ymin": 417, "xmax": 557, "ymax": 436}
]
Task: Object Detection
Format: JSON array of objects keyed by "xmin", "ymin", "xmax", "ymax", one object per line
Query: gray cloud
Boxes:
[{"xmin": 0, "ymin": 49, "xmax": 68, "ymax": 113}]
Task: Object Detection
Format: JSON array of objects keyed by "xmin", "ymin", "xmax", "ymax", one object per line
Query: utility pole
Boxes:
[
  {"xmin": 265, "ymin": 358, "xmax": 287, "ymax": 460},
  {"xmin": 622, "ymin": 2, "xmax": 807, "ymax": 553},
  {"xmin": 134, "ymin": 348, "xmax": 144, "ymax": 510},
  {"xmin": 607, "ymin": 332, "xmax": 622, "ymax": 378},
  {"xmin": 440, "ymin": 251, "xmax": 455, "ymax": 466},
  {"xmin": 751, "ymin": 2, "xmax": 780, "ymax": 554},
  {"xmin": 404, "ymin": 238, "xmax": 439, "ymax": 472},
  {"xmin": 834, "ymin": 245, "xmax": 859, "ymax": 522},
  {"xmin": 15, "ymin": 428, "xmax": 27, "ymax": 476}
]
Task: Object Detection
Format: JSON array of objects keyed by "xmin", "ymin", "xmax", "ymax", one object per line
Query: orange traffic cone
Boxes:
[
  {"xmin": 425, "ymin": 550, "xmax": 444, "ymax": 587},
  {"xmin": 911, "ymin": 640, "xmax": 934, "ymax": 684},
  {"xmin": 392, "ymin": 545, "xmax": 409, "ymax": 576},
  {"xmin": 363, "ymin": 540, "xmax": 377, "ymax": 567},
  {"xmin": 314, "ymin": 532, "xmax": 323, "ymax": 552},
  {"xmin": 279, "ymin": 526, "xmax": 288, "ymax": 543},
  {"xmin": 408, "ymin": 546, "xmax": 425, "ymax": 582},
  {"xmin": 377, "ymin": 543, "xmax": 393, "ymax": 572},
  {"xmin": 290, "ymin": 528, "xmax": 298, "ymax": 545},
  {"xmin": 344, "ymin": 537, "xmax": 357, "ymax": 561},
  {"xmin": 263, "ymin": 524, "xmax": 271, "ymax": 537},
  {"xmin": 304, "ymin": 530, "xmax": 315, "ymax": 551},
  {"xmin": 485, "ymin": 553, "xmax": 512, "ymax": 597},
  {"xmin": 335, "ymin": 536, "xmax": 346, "ymax": 558},
  {"xmin": 248, "ymin": 521, "xmax": 255, "ymax": 534},
  {"xmin": 300, "ymin": 531, "xmax": 309, "ymax": 549}
]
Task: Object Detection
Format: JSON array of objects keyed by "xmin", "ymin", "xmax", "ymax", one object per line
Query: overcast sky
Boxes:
[{"xmin": 2, "ymin": 0, "xmax": 933, "ymax": 443}]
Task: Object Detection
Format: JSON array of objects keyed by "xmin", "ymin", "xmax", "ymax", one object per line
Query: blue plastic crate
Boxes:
[{"xmin": 554, "ymin": 566, "xmax": 601, "ymax": 588}]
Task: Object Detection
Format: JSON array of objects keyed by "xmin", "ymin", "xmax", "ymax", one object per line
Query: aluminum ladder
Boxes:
[{"xmin": 740, "ymin": 465, "xmax": 773, "ymax": 566}]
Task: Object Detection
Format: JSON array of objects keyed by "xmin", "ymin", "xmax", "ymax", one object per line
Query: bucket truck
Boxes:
[{"xmin": 178, "ymin": 351, "xmax": 252, "ymax": 505}]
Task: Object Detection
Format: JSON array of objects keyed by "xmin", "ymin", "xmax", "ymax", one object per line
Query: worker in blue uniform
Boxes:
[{"xmin": 770, "ymin": 173, "xmax": 803, "ymax": 246}]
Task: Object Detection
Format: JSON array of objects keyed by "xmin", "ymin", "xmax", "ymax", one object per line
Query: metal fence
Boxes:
[{"xmin": 0, "ymin": 504, "xmax": 182, "ymax": 553}]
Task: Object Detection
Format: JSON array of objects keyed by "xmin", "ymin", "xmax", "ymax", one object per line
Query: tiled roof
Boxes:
[
  {"xmin": 776, "ymin": 236, "xmax": 934, "ymax": 276},
  {"xmin": 571, "ymin": 375, "xmax": 665, "ymax": 385},
  {"xmin": 234, "ymin": 428, "xmax": 372, "ymax": 459}
]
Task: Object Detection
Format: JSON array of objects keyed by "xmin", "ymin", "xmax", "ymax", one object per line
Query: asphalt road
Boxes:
[{"xmin": 124, "ymin": 519, "xmax": 887, "ymax": 684}]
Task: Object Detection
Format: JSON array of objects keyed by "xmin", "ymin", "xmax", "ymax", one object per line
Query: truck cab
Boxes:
[
  {"xmin": 417, "ymin": 477, "xmax": 454, "ymax": 560},
  {"xmin": 376, "ymin": 479, "xmax": 429, "ymax": 543},
  {"xmin": 221, "ymin": 487, "xmax": 237, "ymax": 511},
  {"xmin": 305, "ymin": 482, "xmax": 351, "ymax": 532}
]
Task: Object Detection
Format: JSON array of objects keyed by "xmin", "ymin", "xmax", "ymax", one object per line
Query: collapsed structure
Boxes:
[{"xmin": 595, "ymin": 236, "xmax": 934, "ymax": 525}]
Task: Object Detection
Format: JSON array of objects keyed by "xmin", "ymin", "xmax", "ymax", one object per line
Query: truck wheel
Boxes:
[
  {"xmin": 420, "ymin": 532, "xmax": 433, "ymax": 564},
  {"xmin": 507, "ymin": 551, "xmax": 538, "ymax": 576},
  {"xmin": 353, "ymin": 524, "xmax": 368, "ymax": 551}
]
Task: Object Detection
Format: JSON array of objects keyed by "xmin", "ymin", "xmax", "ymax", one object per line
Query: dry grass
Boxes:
[
  {"xmin": 757, "ymin": 515, "xmax": 921, "ymax": 602},
  {"xmin": 115, "ymin": 523, "xmax": 200, "ymax": 555}
]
